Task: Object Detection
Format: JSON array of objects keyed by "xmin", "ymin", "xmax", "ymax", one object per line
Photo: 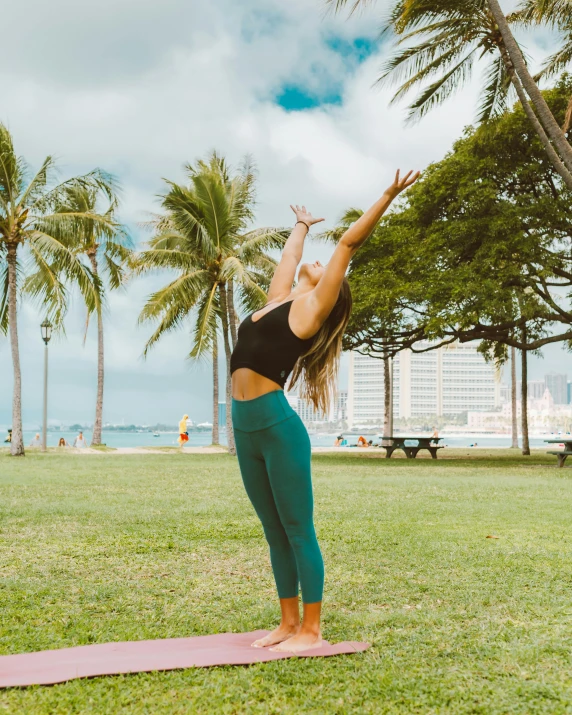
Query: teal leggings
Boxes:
[{"xmin": 232, "ymin": 390, "xmax": 324, "ymax": 604}]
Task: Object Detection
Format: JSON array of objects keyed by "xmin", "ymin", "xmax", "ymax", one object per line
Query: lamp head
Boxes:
[{"xmin": 41, "ymin": 320, "xmax": 52, "ymax": 345}]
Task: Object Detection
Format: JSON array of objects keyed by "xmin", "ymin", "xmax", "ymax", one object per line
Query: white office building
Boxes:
[
  {"xmin": 347, "ymin": 342, "xmax": 500, "ymax": 426},
  {"xmin": 287, "ymin": 391, "xmax": 347, "ymax": 426}
]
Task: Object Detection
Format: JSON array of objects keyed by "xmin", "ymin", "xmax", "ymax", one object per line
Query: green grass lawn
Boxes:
[{"xmin": 1, "ymin": 449, "xmax": 571, "ymax": 714}]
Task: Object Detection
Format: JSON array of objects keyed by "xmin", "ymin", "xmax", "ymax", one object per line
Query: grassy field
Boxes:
[{"xmin": 0, "ymin": 449, "xmax": 571, "ymax": 714}]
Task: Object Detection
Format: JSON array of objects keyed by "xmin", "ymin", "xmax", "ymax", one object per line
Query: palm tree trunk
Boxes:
[
  {"xmin": 563, "ymin": 94, "xmax": 572, "ymax": 134},
  {"xmin": 496, "ymin": 40, "xmax": 572, "ymax": 189},
  {"xmin": 88, "ymin": 253, "xmax": 104, "ymax": 446},
  {"xmin": 510, "ymin": 345, "xmax": 518, "ymax": 449},
  {"xmin": 219, "ymin": 283, "xmax": 236, "ymax": 455},
  {"xmin": 521, "ymin": 327, "xmax": 530, "ymax": 456},
  {"xmin": 6, "ymin": 244, "xmax": 24, "ymax": 456},
  {"xmin": 488, "ymin": 0, "xmax": 572, "ymax": 173},
  {"xmin": 212, "ymin": 336, "xmax": 220, "ymax": 445},
  {"xmin": 227, "ymin": 281, "xmax": 238, "ymax": 349}
]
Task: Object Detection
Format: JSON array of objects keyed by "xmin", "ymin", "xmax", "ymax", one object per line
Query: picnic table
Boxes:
[
  {"xmin": 545, "ymin": 438, "xmax": 572, "ymax": 467},
  {"xmin": 380, "ymin": 436, "xmax": 444, "ymax": 460}
]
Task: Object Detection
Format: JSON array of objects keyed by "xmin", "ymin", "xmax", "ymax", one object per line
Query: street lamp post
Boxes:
[{"xmin": 41, "ymin": 320, "xmax": 52, "ymax": 453}]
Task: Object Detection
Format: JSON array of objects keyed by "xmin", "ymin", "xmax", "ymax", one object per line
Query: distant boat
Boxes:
[{"xmin": 153, "ymin": 432, "xmax": 160, "ymax": 437}]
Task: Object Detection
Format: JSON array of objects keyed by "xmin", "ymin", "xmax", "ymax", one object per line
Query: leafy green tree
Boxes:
[
  {"xmin": 328, "ymin": 0, "xmax": 572, "ymax": 188},
  {"xmin": 333, "ymin": 79, "xmax": 572, "ymax": 452},
  {"xmin": 136, "ymin": 152, "xmax": 285, "ymax": 454},
  {"xmin": 51, "ymin": 183, "xmax": 132, "ymax": 446},
  {"xmin": 0, "ymin": 124, "xmax": 115, "ymax": 456}
]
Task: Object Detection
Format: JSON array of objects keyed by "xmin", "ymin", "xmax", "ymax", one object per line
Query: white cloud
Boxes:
[{"xmin": 1, "ymin": 0, "xmax": 570, "ymax": 426}]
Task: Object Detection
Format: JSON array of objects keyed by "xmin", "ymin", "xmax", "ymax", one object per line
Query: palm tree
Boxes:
[
  {"xmin": 327, "ymin": 0, "xmax": 572, "ymax": 189},
  {"xmin": 517, "ymin": 0, "xmax": 572, "ymax": 131},
  {"xmin": 136, "ymin": 152, "xmax": 286, "ymax": 454},
  {"xmin": 51, "ymin": 183, "xmax": 131, "ymax": 446},
  {"xmin": 0, "ymin": 124, "xmax": 112, "ymax": 456}
]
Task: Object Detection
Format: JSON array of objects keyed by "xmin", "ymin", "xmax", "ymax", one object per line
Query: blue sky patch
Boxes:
[
  {"xmin": 273, "ymin": 35, "xmax": 379, "ymax": 112},
  {"xmin": 326, "ymin": 35, "xmax": 378, "ymax": 63},
  {"xmin": 275, "ymin": 85, "xmax": 343, "ymax": 111}
]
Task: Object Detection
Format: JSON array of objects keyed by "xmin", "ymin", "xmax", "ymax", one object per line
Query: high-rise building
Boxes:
[
  {"xmin": 347, "ymin": 342, "xmax": 500, "ymax": 426},
  {"xmin": 295, "ymin": 398, "xmax": 327, "ymax": 424},
  {"xmin": 568, "ymin": 381, "xmax": 572, "ymax": 405},
  {"xmin": 500, "ymin": 383, "xmax": 510, "ymax": 404},
  {"xmin": 545, "ymin": 372, "xmax": 568, "ymax": 405},
  {"xmin": 289, "ymin": 391, "xmax": 348, "ymax": 425},
  {"xmin": 527, "ymin": 380, "xmax": 545, "ymax": 400}
]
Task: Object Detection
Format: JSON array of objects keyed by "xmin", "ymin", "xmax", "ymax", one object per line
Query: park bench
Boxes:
[
  {"xmin": 545, "ymin": 438, "xmax": 572, "ymax": 468},
  {"xmin": 380, "ymin": 436, "xmax": 444, "ymax": 459}
]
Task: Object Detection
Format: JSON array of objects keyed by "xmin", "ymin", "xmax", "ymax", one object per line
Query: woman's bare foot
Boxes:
[
  {"xmin": 270, "ymin": 630, "xmax": 322, "ymax": 653},
  {"xmin": 251, "ymin": 624, "xmax": 300, "ymax": 648}
]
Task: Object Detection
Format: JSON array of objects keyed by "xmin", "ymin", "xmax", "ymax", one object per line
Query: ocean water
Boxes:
[{"xmin": 10, "ymin": 430, "xmax": 563, "ymax": 450}]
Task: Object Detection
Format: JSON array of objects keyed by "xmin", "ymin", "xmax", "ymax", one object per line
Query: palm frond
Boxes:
[
  {"xmin": 27, "ymin": 230, "xmax": 101, "ymax": 314},
  {"xmin": 138, "ymin": 270, "xmax": 210, "ymax": 324},
  {"xmin": 132, "ymin": 248, "xmax": 201, "ymax": 276},
  {"xmin": 403, "ymin": 50, "xmax": 477, "ymax": 122},
  {"xmin": 0, "ymin": 124, "xmax": 27, "ymax": 207},
  {"xmin": 536, "ymin": 36, "xmax": 572, "ymax": 79},
  {"xmin": 189, "ymin": 283, "xmax": 220, "ymax": 359},
  {"xmin": 319, "ymin": 209, "xmax": 364, "ymax": 244},
  {"xmin": 477, "ymin": 55, "xmax": 513, "ymax": 121},
  {"xmin": 237, "ymin": 227, "xmax": 288, "ymax": 260},
  {"xmin": 516, "ymin": 0, "xmax": 570, "ymax": 25},
  {"xmin": 19, "ymin": 156, "xmax": 58, "ymax": 209}
]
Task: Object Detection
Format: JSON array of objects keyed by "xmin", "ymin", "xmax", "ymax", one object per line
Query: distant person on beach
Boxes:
[
  {"xmin": 357, "ymin": 435, "xmax": 368, "ymax": 447},
  {"xmin": 178, "ymin": 414, "xmax": 189, "ymax": 447},
  {"xmin": 73, "ymin": 432, "xmax": 88, "ymax": 448},
  {"xmin": 229, "ymin": 169, "xmax": 420, "ymax": 653},
  {"xmin": 431, "ymin": 426, "xmax": 439, "ymax": 445},
  {"xmin": 58, "ymin": 438, "xmax": 70, "ymax": 448},
  {"xmin": 334, "ymin": 435, "xmax": 343, "ymax": 446},
  {"xmin": 29, "ymin": 433, "xmax": 41, "ymax": 447},
  {"xmin": 4, "ymin": 429, "xmax": 12, "ymax": 443}
]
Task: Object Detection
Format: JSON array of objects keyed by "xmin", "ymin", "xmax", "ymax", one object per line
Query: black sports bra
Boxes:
[{"xmin": 230, "ymin": 300, "xmax": 315, "ymax": 388}]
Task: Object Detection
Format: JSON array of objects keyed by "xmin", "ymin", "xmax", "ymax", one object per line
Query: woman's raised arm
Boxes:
[
  {"xmin": 266, "ymin": 205, "xmax": 324, "ymax": 303},
  {"xmin": 308, "ymin": 170, "xmax": 420, "ymax": 323}
]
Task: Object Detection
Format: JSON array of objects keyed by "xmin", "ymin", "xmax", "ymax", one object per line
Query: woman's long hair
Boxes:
[{"xmin": 289, "ymin": 278, "xmax": 352, "ymax": 415}]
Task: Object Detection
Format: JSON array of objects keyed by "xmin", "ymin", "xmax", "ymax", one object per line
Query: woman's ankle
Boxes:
[{"xmin": 299, "ymin": 623, "xmax": 321, "ymax": 637}]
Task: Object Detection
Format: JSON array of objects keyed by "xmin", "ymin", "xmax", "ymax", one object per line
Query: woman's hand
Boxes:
[
  {"xmin": 290, "ymin": 205, "xmax": 325, "ymax": 228},
  {"xmin": 384, "ymin": 169, "xmax": 421, "ymax": 199}
]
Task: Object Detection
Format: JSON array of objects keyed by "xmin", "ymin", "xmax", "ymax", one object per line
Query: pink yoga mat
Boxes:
[{"xmin": 0, "ymin": 631, "xmax": 370, "ymax": 687}]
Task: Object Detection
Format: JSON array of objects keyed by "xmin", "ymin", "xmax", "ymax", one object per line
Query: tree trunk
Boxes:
[
  {"xmin": 383, "ymin": 354, "xmax": 391, "ymax": 440},
  {"xmin": 496, "ymin": 39, "xmax": 572, "ymax": 189},
  {"xmin": 212, "ymin": 336, "xmax": 220, "ymax": 445},
  {"xmin": 219, "ymin": 283, "xmax": 236, "ymax": 455},
  {"xmin": 88, "ymin": 252, "xmax": 104, "ymax": 446},
  {"xmin": 563, "ymin": 94, "xmax": 572, "ymax": 134},
  {"xmin": 521, "ymin": 328, "xmax": 530, "ymax": 456},
  {"xmin": 388, "ymin": 356, "xmax": 394, "ymax": 438},
  {"xmin": 488, "ymin": 0, "xmax": 572, "ymax": 173},
  {"xmin": 510, "ymin": 346, "xmax": 518, "ymax": 449},
  {"xmin": 227, "ymin": 280, "xmax": 238, "ymax": 349},
  {"xmin": 6, "ymin": 244, "xmax": 24, "ymax": 456}
]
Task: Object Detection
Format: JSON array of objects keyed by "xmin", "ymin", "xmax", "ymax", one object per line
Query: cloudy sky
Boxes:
[{"xmin": 0, "ymin": 0, "xmax": 569, "ymax": 428}]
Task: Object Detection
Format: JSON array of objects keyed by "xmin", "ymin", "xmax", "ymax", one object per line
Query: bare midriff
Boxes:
[{"xmin": 231, "ymin": 368, "xmax": 283, "ymax": 401}]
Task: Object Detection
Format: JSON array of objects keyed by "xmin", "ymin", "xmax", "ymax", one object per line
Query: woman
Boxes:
[{"xmin": 230, "ymin": 170, "xmax": 419, "ymax": 653}]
